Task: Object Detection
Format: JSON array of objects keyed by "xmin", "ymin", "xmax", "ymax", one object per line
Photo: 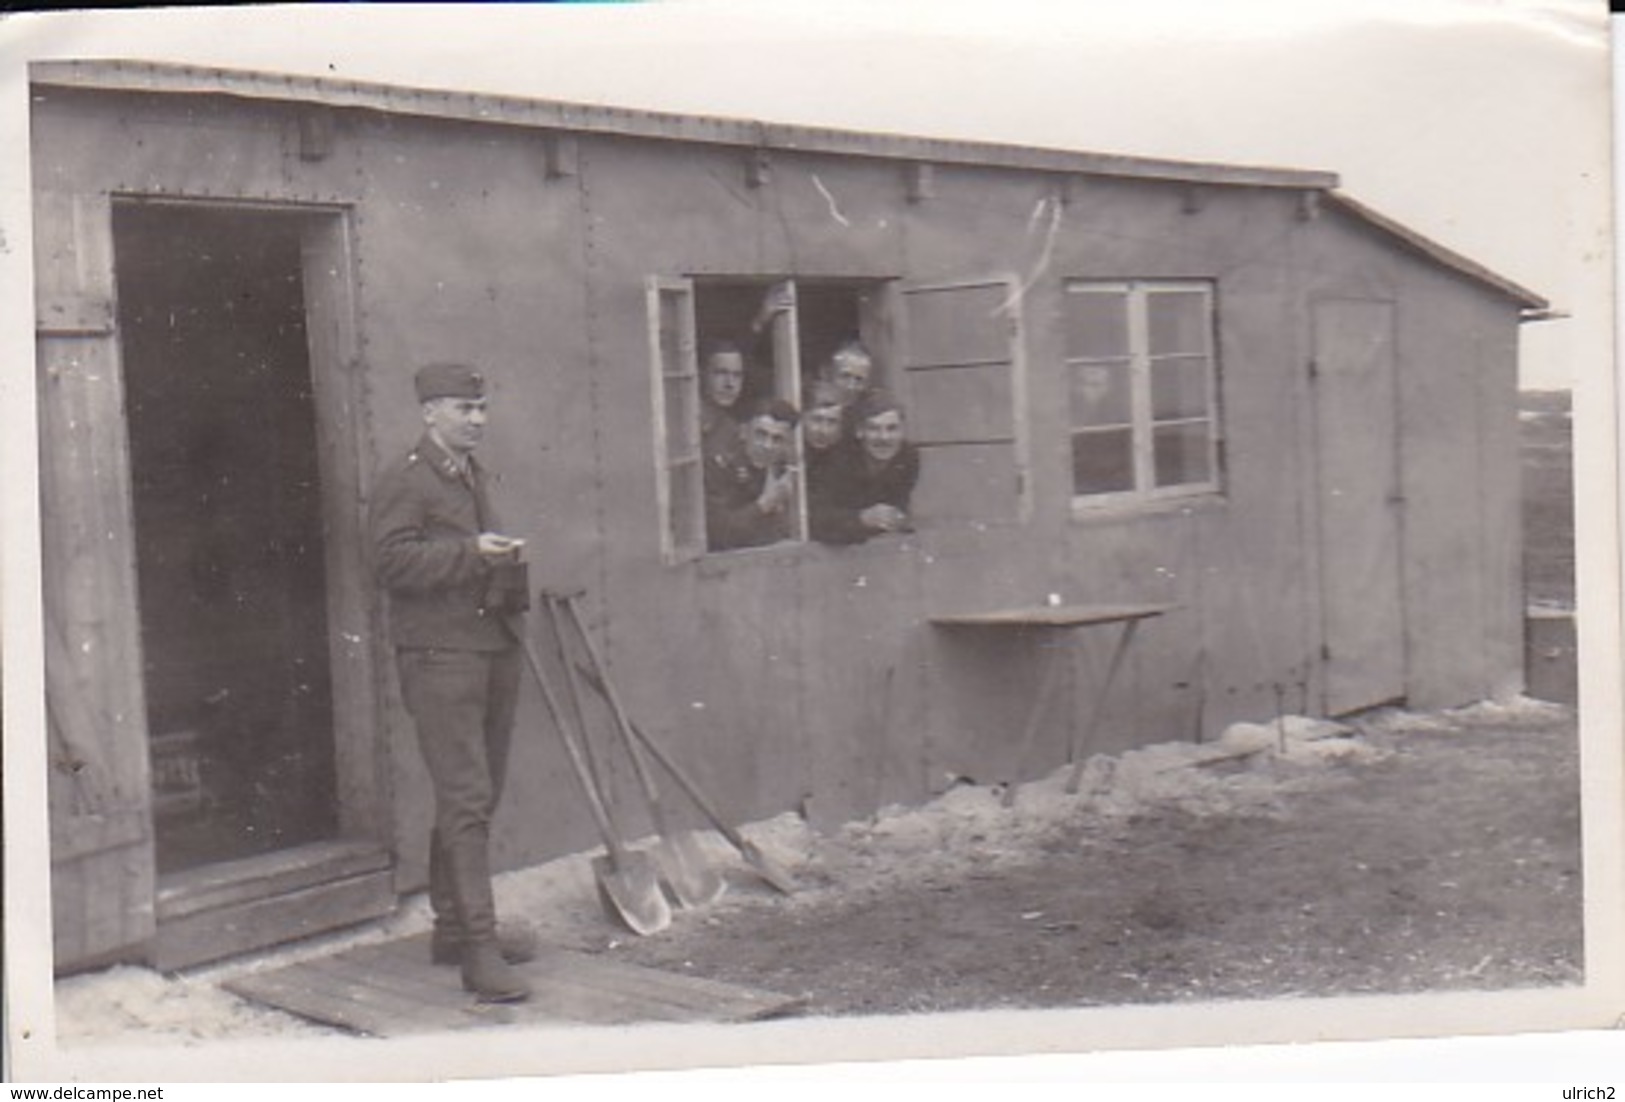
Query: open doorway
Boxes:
[{"xmin": 112, "ymin": 203, "xmax": 338, "ymax": 874}]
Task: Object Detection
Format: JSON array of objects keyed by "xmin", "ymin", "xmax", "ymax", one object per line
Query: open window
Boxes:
[
  {"xmin": 647, "ymin": 276, "xmax": 890, "ymax": 561},
  {"xmin": 1063, "ymin": 280, "xmax": 1221, "ymax": 509}
]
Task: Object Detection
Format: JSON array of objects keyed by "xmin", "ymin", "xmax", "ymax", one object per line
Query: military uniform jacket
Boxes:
[
  {"xmin": 704, "ymin": 437, "xmax": 791, "ymax": 551},
  {"xmin": 371, "ymin": 434, "xmax": 516, "ymax": 651},
  {"xmin": 809, "ymin": 443, "xmax": 920, "ymax": 545}
]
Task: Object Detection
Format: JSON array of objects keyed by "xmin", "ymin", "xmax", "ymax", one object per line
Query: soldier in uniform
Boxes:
[
  {"xmin": 811, "ymin": 388, "xmax": 920, "ymax": 545},
  {"xmin": 704, "ymin": 397, "xmax": 800, "ymax": 552},
  {"xmin": 698, "ymin": 341, "xmax": 747, "ymax": 462},
  {"xmin": 370, "ymin": 363, "xmax": 536, "ymax": 1003},
  {"xmin": 802, "ymin": 379, "xmax": 854, "ymax": 543}
]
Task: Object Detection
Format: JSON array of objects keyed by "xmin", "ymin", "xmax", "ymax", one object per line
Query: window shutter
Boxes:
[
  {"xmin": 37, "ymin": 191, "xmax": 159, "ymax": 969},
  {"xmin": 897, "ymin": 276, "xmax": 1030, "ymax": 523}
]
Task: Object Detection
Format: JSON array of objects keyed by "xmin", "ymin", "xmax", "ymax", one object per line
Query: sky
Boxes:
[{"xmin": 0, "ymin": 0, "xmax": 1610, "ymax": 388}]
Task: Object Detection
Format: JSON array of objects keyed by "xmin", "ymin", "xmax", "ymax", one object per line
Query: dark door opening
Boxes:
[{"xmin": 113, "ymin": 203, "xmax": 338, "ymax": 874}]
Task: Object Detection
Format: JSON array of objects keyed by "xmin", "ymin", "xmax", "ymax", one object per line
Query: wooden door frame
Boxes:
[{"xmin": 102, "ymin": 196, "xmax": 395, "ymax": 968}]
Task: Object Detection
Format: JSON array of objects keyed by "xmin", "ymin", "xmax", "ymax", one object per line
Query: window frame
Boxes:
[
  {"xmin": 645, "ymin": 275, "xmax": 706, "ymax": 563},
  {"xmin": 648, "ymin": 275, "xmax": 867, "ymax": 564},
  {"xmin": 1063, "ymin": 278, "xmax": 1222, "ymax": 513}
]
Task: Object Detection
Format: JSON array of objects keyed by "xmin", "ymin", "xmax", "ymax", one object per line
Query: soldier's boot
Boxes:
[
  {"xmin": 427, "ymin": 830, "xmax": 463, "ymax": 964},
  {"xmin": 428, "ymin": 830, "xmax": 539, "ymax": 967},
  {"xmin": 461, "ymin": 939, "xmax": 532, "ymax": 1003},
  {"xmin": 447, "ymin": 833, "xmax": 531, "ymax": 1002},
  {"xmin": 433, "ymin": 926, "xmax": 539, "ymax": 967}
]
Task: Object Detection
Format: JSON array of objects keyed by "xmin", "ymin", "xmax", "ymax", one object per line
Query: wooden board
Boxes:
[
  {"xmin": 37, "ymin": 189, "xmax": 160, "ymax": 972},
  {"xmin": 152, "ymin": 866, "xmax": 396, "ymax": 972},
  {"xmin": 930, "ymin": 602, "xmax": 1178, "ymax": 629},
  {"xmin": 223, "ymin": 933, "xmax": 802, "ymax": 1036}
]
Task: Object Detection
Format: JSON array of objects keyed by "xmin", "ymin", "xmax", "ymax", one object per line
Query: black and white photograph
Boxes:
[{"xmin": 2, "ymin": 0, "xmax": 1621, "ymax": 1085}]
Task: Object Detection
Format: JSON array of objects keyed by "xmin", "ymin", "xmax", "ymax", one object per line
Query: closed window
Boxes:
[{"xmin": 1063, "ymin": 280, "xmax": 1220, "ymax": 506}]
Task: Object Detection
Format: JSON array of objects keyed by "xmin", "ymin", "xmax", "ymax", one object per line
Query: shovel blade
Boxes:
[
  {"xmin": 591, "ymin": 851, "xmax": 672, "ymax": 936},
  {"xmin": 741, "ymin": 840, "xmax": 797, "ymax": 896},
  {"xmin": 656, "ymin": 831, "xmax": 727, "ymax": 909}
]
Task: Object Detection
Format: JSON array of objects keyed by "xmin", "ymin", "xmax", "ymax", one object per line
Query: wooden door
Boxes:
[
  {"xmin": 1311, "ymin": 298, "xmax": 1406, "ymax": 714},
  {"xmin": 36, "ymin": 191, "xmax": 158, "ymax": 968}
]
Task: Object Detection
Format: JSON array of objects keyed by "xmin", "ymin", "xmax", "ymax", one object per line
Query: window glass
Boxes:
[
  {"xmin": 1063, "ymin": 289, "xmax": 1130, "ymax": 360},
  {"xmin": 1064, "ymin": 281, "xmax": 1219, "ymax": 504},
  {"xmin": 1069, "ymin": 358, "xmax": 1132, "ymax": 427},
  {"xmin": 1149, "ymin": 355, "xmax": 1210, "ymax": 421},
  {"xmin": 667, "ymin": 456, "xmax": 703, "ymax": 552},
  {"xmin": 1147, "ymin": 290, "xmax": 1208, "ymax": 356},
  {"xmin": 663, "ymin": 375, "xmax": 698, "ymax": 460},
  {"xmin": 1072, "ymin": 429, "xmax": 1135, "ymax": 495},
  {"xmin": 1153, "ymin": 421, "xmax": 1214, "ymax": 487}
]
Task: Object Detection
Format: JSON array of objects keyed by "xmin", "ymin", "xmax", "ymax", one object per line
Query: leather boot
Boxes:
[
  {"xmin": 426, "ymin": 830, "xmax": 464, "ymax": 962},
  {"xmin": 432, "ymin": 923, "xmax": 540, "ymax": 967},
  {"xmin": 462, "ymin": 939, "xmax": 532, "ymax": 1003}
]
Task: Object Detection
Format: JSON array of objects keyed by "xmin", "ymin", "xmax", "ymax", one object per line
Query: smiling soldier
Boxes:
[
  {"xmin": 704, "ymin": 397, "xmax": 801, "ymax": 552},
  {"xmin": 812, "ymin": 388, "xmax": 920, "ymax": 545}
]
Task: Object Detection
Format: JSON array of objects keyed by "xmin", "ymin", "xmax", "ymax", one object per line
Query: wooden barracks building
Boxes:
[{"xmin": 29, "ymin": 60, "xmax": 1546, "ymax": 972}]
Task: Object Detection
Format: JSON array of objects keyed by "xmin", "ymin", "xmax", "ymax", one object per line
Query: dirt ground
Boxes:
[{"xmin": 602, "ymin": 702, "xmax": 1582, "ymax": 1015}]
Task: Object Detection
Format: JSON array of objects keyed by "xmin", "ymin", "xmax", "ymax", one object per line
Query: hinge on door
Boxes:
[
  {"xmin": 1307, "ymin": 358, "xmax": 1320, "ymax": 381},
  {"xmin": 1320, "ymin": 643, "xmax": 1332, "ymax": 663}
]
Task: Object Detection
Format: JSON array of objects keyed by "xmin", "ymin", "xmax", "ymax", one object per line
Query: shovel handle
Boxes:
[
  {"xmin": 555, "ymin": 594, "xmax": 677, "ymax": 837},
  {"xmin": 516, "ymin": 634, "xmax": 632, "ymax": 866},
  {"xmin": 616, "ymin": 712, "xmax": 754, "ymax": 855}
]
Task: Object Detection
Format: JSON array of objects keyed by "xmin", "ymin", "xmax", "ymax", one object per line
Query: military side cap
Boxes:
[
  {"xmin": 415, "ymin": 362, "xmax": 486, "ymax": 402},
  {"xmin": 855, "ymin": 387, "xmax": 902, "ymax": 422}
]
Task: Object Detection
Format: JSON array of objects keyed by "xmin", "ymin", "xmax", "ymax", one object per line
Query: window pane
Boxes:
[
  {"xmin": 1153, "ymin": 421, "xmax": 1213, "ymax": 487},
  {"xmin": 1068, "ymin": 358, "xmax": 1131, "ymax": 427},
  {"xmin": 663, "ymin": 375, "xmax": 698, "ymax": 460},
  {"xmin": 1063, "ymin": 289, "xmax": 1130, "ymax": 359},
  {"xmin": 669, "ymin": 457, "xmax": 703, "ymax": 553},
  {"xmin": 1147, "ymin": 290, "xmax": 1208, "ymax": 356},
  {"xmin": 659, "ymin": 289, "xmax": 691, "ymax": 377},
  {"xmin": 1073, "ymin": 429, "xmax": 1134, "ymax": 495},
  {"xmin": 1150, "ymin": 354, "xmax": 1212, "ymax": 420}
]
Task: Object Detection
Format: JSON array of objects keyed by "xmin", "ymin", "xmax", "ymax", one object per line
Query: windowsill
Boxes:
[
  {"xmin": 689, "ymin": 532, "xmax": 925, "ymax": 575},
  {"xmin": 1068, "ymin": 490, "xmax": 1228, "ymax": 525}
]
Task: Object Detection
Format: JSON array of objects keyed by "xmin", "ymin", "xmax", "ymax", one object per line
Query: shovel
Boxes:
[
  {"xmin": 622, "ymin": 715, "xmax": 797, "ymax": 896},
  {"xmin": 515, "ymin": 630, "xmax": 671, "ymax": 936},
  {"xmin": 572, "ymin": 661, "xmax": 796, "ymax": 897},
  {"xmin": 555, "ymin": 594, "xmax": 727, "ymax": 909}
]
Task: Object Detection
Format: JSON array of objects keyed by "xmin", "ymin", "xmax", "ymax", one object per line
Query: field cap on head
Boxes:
[
  {"xmin": 415, "ymin": 362, "xmax": 486, "ymax": 402},
  {"xmin": 750, "ymin": 396, "xmax": 801, "ymax": 428},
  {"xmin": 855, "ymin": 387, "xmax": 902, "ymax": 423}
]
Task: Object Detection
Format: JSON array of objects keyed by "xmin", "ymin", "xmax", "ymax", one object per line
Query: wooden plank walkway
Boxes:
[{"xmin": 223, "ymin": 933, "xmax": 803, "ymax": 1036}]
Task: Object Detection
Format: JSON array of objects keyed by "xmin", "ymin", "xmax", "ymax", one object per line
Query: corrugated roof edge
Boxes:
[
  {"xmin": 29, "ymin": 59, "xmax": 1548, "ymax": 312},
  {"xmin": 28, "ymin": 58, "xmax": 1335, "ymax": 189}
]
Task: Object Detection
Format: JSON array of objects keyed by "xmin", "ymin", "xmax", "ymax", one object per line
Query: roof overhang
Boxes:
[{"xmin": 28, "ymin": 58, "xmax": 1337, "ymax": 191}]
